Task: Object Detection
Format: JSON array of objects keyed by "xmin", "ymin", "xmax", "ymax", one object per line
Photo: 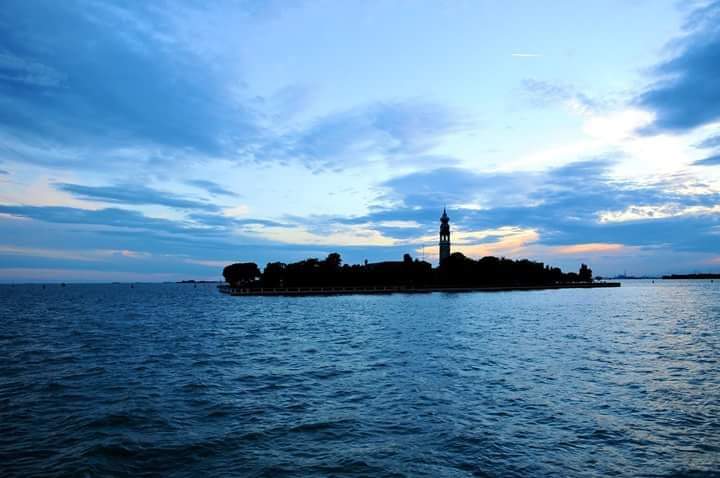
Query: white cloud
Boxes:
[
  {"xmin": 599, "ymin": 204, "xmax": 720, "ymax": 223},
  {"xmin": 377, "ymin": 220, "xmax": 421, "ymax": 228},
  {"xmin": 550, "ymin": 243, "xmax": 626, "ymax": 254},
  {"xmin": 223, "ymin": 205, "xmax": 250, "ymax": 217},
  {"xmin": 582, "ymin": 109, "xmax": 654, "ymax": 142},
  {"xmin": 248, "ymin": 223, "xmax": 398, "ymax": 247}
]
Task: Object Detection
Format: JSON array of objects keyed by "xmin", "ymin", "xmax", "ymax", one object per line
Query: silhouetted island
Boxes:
[
  {"xmin": 662, "ymin": 273, "xmax": 720, "ymax": 280},
  {"xmin": 176, "ymin": 280, "xmax": 222, "ymax": 284},
  {"xmin": 219, "ymin": 209, "xmax": 619, "ymax": 296}
]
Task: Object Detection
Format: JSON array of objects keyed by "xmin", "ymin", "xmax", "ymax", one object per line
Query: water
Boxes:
[{"xmin": 1, "ymin": 281, "xmax": 719, "ymax": 477}]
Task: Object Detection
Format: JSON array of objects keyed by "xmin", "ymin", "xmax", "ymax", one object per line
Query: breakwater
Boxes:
[{"xmin": 218, "ymin": 281, "xmax": 620, "ymax": 296}]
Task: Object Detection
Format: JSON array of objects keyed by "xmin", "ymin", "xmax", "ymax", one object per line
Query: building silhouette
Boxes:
[{"xmin": 439, "ymin": 207, "xmax": 451, "ymax": 264}]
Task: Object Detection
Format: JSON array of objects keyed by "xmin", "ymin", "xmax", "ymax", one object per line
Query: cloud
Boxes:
[
  {"xmin": 417, "ymin": 227, "xmax": 540, "ymax": 259},
  {"xmin": 693, "ymin": 155, "xmax": 720, "ymax": 166},
  {"xmin": 3, "ymin": 154, "xmax": 719, "ymax": 277},
  {"xmin": 187, "ymin": 212, "xmax": 290, "ymax": 228},
  {"xmin": 185, "ymin": 179, "xmax": 238, "ymax": 197},
  {"xmin": 355, "ymin": 159, "xmax": 720, "ymax": 257},
  {"xmin": 0, "ymin": 51, "xmax": 66, "ymax": 88},
  {"xmin": 0, "ymin": 0, "xmax": 474, "ymax": 179},
  {"xmin": 377, "ymin": 220, "xmax": 421, "ymax": 229},
  {"xmin": 636, "ymin": 1, "xmax": 720, "ymax": 133},
  {"xmin": 0, "ymin": 245, "xmax": 150, "ymax": 262},
  {"xmin": 551, "ymin": 243, "xmax": 625, "ymax": 255},
  {"xmin": 0, "ymin": 207, "xmax": 420, "ymax": 280},
  {"xmin": 379, "ymin": 158, "xmax": 642, "ymax": 214},
  {"xmin": 380, "ymin": 166, "xmax": 542, "ymax": 210},
  {"xmin": 582, "ymin": 109, "xmax": 653, "ymax": 142},
  {"xmin": 0, "ymin": 205, "xmax": 296, "ymax": 255},
  {"xmin": 0, "ymin": 203, "xmax": 305, "ymax": 252},
  {"xmin": 521, "ymin": 79, "xmax": 599, "ymax": 114},
  {"xmin": 255, "ymin": 101, "xmax": 470, "ymax": 172},
  {"xmin": 56, "ymin": 183, "xmax": 220, "ymax": 211},
  {"xmin": 697, "ymin": 135, "xmax": 720, "ymax": 149},
  {"xmin": 0, "ymin": 1, "xmax": 260, "ymax": 164},
  {"xmin": 0, "ymin": 2, "xmax": 470, "ymax": 175},
  {"xmin": 0, "ymin": 205, "xmax": 192, "ymax": 232},
  {"xmin": 0, "ymin": 204, "xmax": 300, "ymax": 272},
  {"xmin": 0, "ymin": 245, "xmax": 110, "ymax": 262},
  {"xmin": 2, "ymin": 2, "xmax": 720, "ymax": 280},
  {"xmin": 599, "ymin": 204, "xmax": 720, "ymax": 223}
]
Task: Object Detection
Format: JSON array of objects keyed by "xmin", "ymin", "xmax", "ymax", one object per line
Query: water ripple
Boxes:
[{"xmin": 1, "ymin": 281, "xmax": 719, "ymax": 476}]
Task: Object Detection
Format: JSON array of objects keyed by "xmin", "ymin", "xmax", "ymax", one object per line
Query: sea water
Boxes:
[{"xmin": 1, "ymin": 281, "xmax": 718, "ymax": 476}]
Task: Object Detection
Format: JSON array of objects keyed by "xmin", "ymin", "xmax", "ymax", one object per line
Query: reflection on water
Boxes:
[{"xmin": 0, "ymin": 280, "xmax": 718, "ymax": 476}]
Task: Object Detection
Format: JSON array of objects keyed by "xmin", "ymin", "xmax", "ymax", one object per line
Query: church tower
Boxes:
[{"xmin": 439, "ymin": 207, "xmax": 451, "ymax": 264}]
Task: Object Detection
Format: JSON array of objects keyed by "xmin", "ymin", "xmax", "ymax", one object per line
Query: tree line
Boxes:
[{"xmin": 222, "ymin": 252, "xmax": 593, "ymax": 288}]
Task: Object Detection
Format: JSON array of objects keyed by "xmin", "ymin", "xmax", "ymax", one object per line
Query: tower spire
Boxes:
[{"xmin": 439, "ymin": 207, "xmax": 451, "ymax": 264}]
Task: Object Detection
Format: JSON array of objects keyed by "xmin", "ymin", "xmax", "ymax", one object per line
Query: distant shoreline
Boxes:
[
  {"xmin": 218, "ymin": 282, "xmax": 621, "ymax": 297},
  {"xmin": 661, "ymin": 274, "xmax": 720, "ymax": 280}
]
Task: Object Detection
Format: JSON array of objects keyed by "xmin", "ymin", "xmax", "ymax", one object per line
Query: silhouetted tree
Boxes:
[
  {"xmin": 325, "ymin": 252, "xmax": 342, "ymax": 270},
  {"xmin": 223, "ymin": 262, "xmax": 261, "ymax": 286},
  {"xmin": 263, "ymin": 262, "xmax": 287, "ymax": 287},
  {"xmin": 565, "ymin": 272, "xmax": 579, "ymax": 282},
  {"xmin": 578, "ymin": 264, "xmax": 593, "ymax": 282}
]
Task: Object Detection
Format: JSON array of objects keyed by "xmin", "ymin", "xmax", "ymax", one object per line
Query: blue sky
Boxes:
[{"xmin": 1, "ymin": 0, "xmax": 720, "ymax": 281}]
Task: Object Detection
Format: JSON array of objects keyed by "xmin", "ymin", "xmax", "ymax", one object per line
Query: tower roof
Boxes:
[{"xmin": 440, "ymin": 207, "xmax": 449, "ymax": 221}]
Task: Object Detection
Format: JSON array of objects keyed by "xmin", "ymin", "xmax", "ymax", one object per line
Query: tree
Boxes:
[
  {"xmin": 223, "ymin": 262, "xmax": 261, "ymax": 286},
  {"xmin": 325, "ymin": 252, "xmax": 342, "ymax": 270},
  {"xmin": 578, "ymin": 264, "xmax": 593, "ymax": 282},
  {"xmin": 263, "ymin": 262, "xmax": 287, "ymax": 287}
]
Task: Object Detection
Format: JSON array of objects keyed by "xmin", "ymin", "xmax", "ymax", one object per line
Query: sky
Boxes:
[{"xmin": 1, "ymin": 0, "xmax": 720, "ymax": 281}]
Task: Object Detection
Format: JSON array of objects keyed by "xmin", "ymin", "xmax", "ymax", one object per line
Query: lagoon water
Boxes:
[{"xmin": 1, "ymin": 281, "xmax": 719, "ymax": 477}]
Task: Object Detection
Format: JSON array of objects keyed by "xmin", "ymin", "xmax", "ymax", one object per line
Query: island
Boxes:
[
  {"xmin": 218, "ymin": 208, "xmax": 619, "ymax": 296},
  {"xmin": 662, "ymin": 274, "xmax": 720, "ymax": 280},
  {"xmin": 218, "ymin": 251, "xmax": 621, "ymax": 296}
]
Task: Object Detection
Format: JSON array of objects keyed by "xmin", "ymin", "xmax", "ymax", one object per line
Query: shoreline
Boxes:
[{"xmin": 218, "ymin": 282, "xmax": 621, "ymax": 296}]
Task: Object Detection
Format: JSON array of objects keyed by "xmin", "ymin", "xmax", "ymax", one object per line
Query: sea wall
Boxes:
[{"xmin": 218, "ymin": 282, "xmax": 621, "ymax": 297}]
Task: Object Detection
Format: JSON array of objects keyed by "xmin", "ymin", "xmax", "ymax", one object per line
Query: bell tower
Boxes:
[{"xmin": 439, "ymin": 207, "xmax": 451, "ymax": 264}]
